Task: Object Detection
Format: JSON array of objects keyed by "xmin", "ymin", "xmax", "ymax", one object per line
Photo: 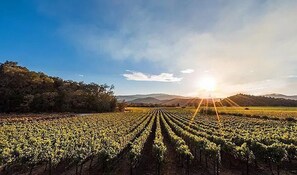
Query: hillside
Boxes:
[
  {"xmin": 127, "ymin": 93, "xmax": 297, "ymax": 107},
  {"xmin": 127, "ymin": 97, "xmax": 218, "ymax": 107},
  {"xmin": 125, "ymin": 96, "xmax": 200, "ymax": 106},
  {"xmin": 129, "ymin": 97, "xmax": 163, "ymax": 104},
  {"xmin": 161, "ymin": 98, "xmax": 201, "ymax": 106},
  {"xmin": 220, "ymin": 94, "xmax": 297, "ymax": 107},
  {"xmin": 0, "ymin": 61, "xmax": 117, "ymax": 113},
  {"xmin": 264, "ymin": 93, "xmax": 297, "ymax": 101},
  {"xmin": 117, "ymin": 93, "xmax": 186, "ymax": 101}
]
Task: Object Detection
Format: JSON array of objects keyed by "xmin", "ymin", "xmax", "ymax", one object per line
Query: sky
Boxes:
[{"xmin": 1, "ymin": 0, "xmax": 297, "ymax": 97}]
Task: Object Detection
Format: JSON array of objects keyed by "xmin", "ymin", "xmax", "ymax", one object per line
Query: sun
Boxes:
[{"xmin": 199, "ymin": 76, "xmax": 217, "ymax": 91}]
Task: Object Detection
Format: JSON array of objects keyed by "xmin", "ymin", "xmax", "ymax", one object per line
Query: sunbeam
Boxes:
[
  {"xmin": 226, "ymin": 97, "xmax": 243, "ymax": 109},
  {"xmin": 188, "ymin": 98, "xmax": 204, "ymax": 126},
  {"xmin": 212, "ymin": 98, "xmax": 224, "ymax": 135}
]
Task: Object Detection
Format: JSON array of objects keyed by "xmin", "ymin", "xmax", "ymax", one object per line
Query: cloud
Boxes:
[
  {"xmin": 287, "ymin": 75, "xmax": 297, "ymax": 79},
  {"xmin": 78, "ymin": 74, "xmax": 84, "ymax": 77},
  {"xmin": 123, "ymin": 71, "xmax": 182, "ymax": 82},
  {"xmin": 59, "ymin": 1, "xmax": 297, "ymax": 78},
  {"xmin": 181, "ymin": 69, "xmax": 194, "ymax": 74},
  {"xmin": 38, "ymin": 0, "xmax": 297, "ymax": 95}
]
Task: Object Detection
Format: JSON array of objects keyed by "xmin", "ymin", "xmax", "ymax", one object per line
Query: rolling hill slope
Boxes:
[
  {"xmin": 264, "ymin": 93, "xmax": 297, "ymax": 101},
  {"xmin": 124, "ymin": 93, "xmax": 297, "ymax": 107},
  {"xmin": 220, "ymin": 94, "xmax": 297, "ymax": 107},
  {"xmin": 117, "ymin": 93, "xmax": 187, "ymax": 101},
  {"xmin": 129, "ymin": 97, "xmax": 163, "ymax": 104}
]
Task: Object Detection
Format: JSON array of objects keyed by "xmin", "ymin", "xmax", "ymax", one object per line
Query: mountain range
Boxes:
[
  {"xmin": 117, "ymin": 93, "xmax": 297, "ymax": 107},
  {"xmin": 117, "ymin": 93, "xmax": 187, "ymax": 101},
  {"xmin": 117, "ymin": 93, "xmax": 199, "ymax": 106}
]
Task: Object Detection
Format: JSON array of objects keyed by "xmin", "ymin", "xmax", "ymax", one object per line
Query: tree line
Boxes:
[
  {"xmin": 220, "ymin": 94, "xmax": 297, "ymax": 107},
  {"xmin": 0, "ymin": 61, "xmax": 117, "ymax": 113}
]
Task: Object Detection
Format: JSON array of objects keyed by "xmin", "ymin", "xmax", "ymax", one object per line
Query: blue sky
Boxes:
[{"xmin": 1, "ymin": 0, "xmax": 297, "ymax": 97}]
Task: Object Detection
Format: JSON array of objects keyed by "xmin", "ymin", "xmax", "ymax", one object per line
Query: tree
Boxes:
[
  {"xmin": 117, "ymin": 100, "xmax": 127, "ymax": 112},
  {"xmin": 0, "ymin": 61, "xmax": 117, "ymax": 113}
]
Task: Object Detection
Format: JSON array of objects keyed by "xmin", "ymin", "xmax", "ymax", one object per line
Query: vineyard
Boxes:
[
  {"xmin": 214, "ymin": 107, "xmax": 297, "ymax": 120},
  {"xmin": 1, "ymin": 108, "xmax": 297, "ymax": 175}
]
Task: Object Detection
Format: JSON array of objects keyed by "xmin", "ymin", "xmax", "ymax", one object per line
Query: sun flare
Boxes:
[{"xmin": 199, "ymin": 76, "xmax": 217, "ymax": 91}]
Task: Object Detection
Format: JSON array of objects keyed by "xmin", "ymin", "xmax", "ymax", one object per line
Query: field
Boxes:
[
  {"xmin": 183, "ymin": 106, "xmax": 297, "ymax": 121},
  {"xmin": 1, "ymin": 108, "xmax": 297, "ymax": 175}
]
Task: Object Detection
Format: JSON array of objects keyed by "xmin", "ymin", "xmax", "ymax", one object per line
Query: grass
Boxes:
[
  {"xmin": 183, "ymin": 106, "xmax": 297, "ymax": 120},
  {"xmin": 125, "ymin": 107, "xmax": 152, "ymax": 112}
]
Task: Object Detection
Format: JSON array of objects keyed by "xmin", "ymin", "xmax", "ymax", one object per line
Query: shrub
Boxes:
[
  {"xmin": 199, "ymin": 108, "xmax": 217, "ymax": 115},
  {"xmin": 285, "ymin": 117, "xmax": 296, "ymax": 122}
]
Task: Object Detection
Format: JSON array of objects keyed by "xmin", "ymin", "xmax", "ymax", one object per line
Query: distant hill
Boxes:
[
  {"xmin": 220, "ymin": 94, "xmax": 297, "ymax": 107},
  {"xmin": 121, "ymin": 93, "xmax": 297, "ymax": 107},
  {"xmin": 264, "ymin": 93, "xmax": 297, "ymax": 101},
  {"xmin": 162, "ymin": 98, "xmax": 201, "ymax": 106},
  {"xmin": 126, "ymin": 96, "xmax": 220, "ymax": 107},
  {"xmin": 129, "ymin": 97, "xmax": 163, "ymax": 104},
  {"xmin": 117, "ymin": 93, "xmax": 187, "ymax": 101},
  {"xmin": 127, "ymin": 97, "xmax": 200, "ymax": 107}
]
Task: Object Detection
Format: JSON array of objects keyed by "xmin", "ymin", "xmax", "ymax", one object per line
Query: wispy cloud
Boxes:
[
  {"xmin": 181, "ymin": 69, "xmax": 194, "ymax": 74},
  {"xmin": 38, "ymin": 0, "xmax": 297, "ymax": 95},
  {"xmin": 123, "ymin": 71, "xmax": 182, "ymax": 82},
  {"xmin": 287, "ymin": 75, "xmax": 297, "ymax": 79},
  {"xmin": 78, "ymin": 74, "xmax": 84, "ymax": 77},
  {"xmin": 58, "ymin": 1, "xmax": 297, "ymax": 84}
]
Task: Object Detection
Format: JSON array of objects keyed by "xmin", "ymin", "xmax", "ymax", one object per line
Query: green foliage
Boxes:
[
  {"xmin": 220, "ymin": 93, "xmax": 297, "ymax": 107},
  {"xmin": 130, "ymin": 112, "xmax": 155, "ymax": 167},
  {"xmin": 153, "ymin": 113, "xmax": 167, "ymax": 163},
  {"xmin": 0, "ymin": 112, "xmax": 151, "ymax": 168},
  {"xmin": 199, "ymin": 108, "xmax": 217, "ymax": 115},
  {"xmin": 117, "ymin": 100, "xmax": 127, "ymax": 112},
  {"xmin": 0, "ymin": 61, "xmax": 117, "ymax": 113},
  {"xmin": 235, "ymin": 143, "xmax": 255, "ymax": 163},
  {"xmin": 266, "ymin": 143, "xmax": 288, "ymax": 164},
  {"xmin": 161, "ymin": 113, "xmax": 194, "ymax": 160},
  {"xmin": 164, "ymin": 112, "xmax": 220, "ymax": 161},
  {"xmin": 1, "ymin": 107, "xmax": 296, "ymax": 174}
]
